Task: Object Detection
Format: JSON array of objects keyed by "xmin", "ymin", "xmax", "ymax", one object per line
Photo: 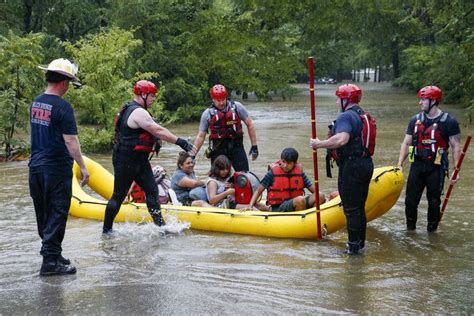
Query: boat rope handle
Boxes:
[{"xmin": 72, "ymin": 167, "xmax": 397, "ymax": 219}]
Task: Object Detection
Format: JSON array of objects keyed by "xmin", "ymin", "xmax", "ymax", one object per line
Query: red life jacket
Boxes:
[
  {"xmin": 267, "ymin": 161, "xmax": 305, "ymax": 206},
  {"xmin": 130, "ymin": 183, "xmax": 146, "ymax": 203},
  {"xmin": 233, "ymin": 172, "xmax": 256, "ymax": 204},
  {"xmin": 129, "ymin": 166, "xmax": 171, "ymax": 204},
  {"xmin": 412, "ymin": 112, "xmax": 449, "ymax": 160},
  {"xmin": 208, "ymin": 101, "xmax": 243, "ymax": 140},
  {"xmin": 114, "ymin": 102, "xmax": 158, "ymax": 153},
  {"xmin": 331, "ymin": 106, "xmax": 376, "ymax": 159}
]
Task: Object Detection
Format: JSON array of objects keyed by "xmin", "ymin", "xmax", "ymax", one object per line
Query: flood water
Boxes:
[{"xmin": 0, "ymin": 83, "xmax": 472, "ymax": 314}]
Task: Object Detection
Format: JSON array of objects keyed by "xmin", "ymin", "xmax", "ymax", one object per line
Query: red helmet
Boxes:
[
  {"xmin": 335, "ymin": 84, "xmax": 362, "ymax": 103},
  {"xmin": 417, "ymin": 85, "xmax": 442, "ymax": 102},
  {"xmin": 134, "ymin": 80, "xmax": 158, "ymax": 95},
  {"xmin": 210, "ymin": 84, "xmax": 228, "ymax": 100}
]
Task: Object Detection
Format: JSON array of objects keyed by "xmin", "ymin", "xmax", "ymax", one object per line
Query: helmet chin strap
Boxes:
[
  {"xmin": 340, "ymin": 99, "xmax": 349, "ymax": 112},
  {"xmin": 424, "ymin": 99, "xmax": 437, "ymax": 114},
  {"xmin": 141, "ymin": 94, "xmax": 150, "ymax": 110}
]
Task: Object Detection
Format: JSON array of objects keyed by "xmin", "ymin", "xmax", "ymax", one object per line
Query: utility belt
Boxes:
[
  {"xmin": 204, "ymin": 137, "xmax": 244, "ymax": 158},
  {"xmin": 337, "ymin": 155, "xmax": 370, "ymax": 161},
  {"xmin": 113, "ymin": 144, "xmax": 150, "ymax": 159},
  {"xmin": 408, "ymin": 146, "xmax": 447, "ymax": 165}
]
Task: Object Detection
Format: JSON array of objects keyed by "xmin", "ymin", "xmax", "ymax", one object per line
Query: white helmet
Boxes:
[{"xmin": 38, "ymin": 58, "xmax": 78, "ymax": 80}]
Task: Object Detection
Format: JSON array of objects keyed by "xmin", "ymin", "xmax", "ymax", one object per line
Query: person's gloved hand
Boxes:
[
  {"xmin": 176, "ymin": 137, "xmax": 195, "ymax": 153},
  {"xmin": 249, "ymin": 145, "xmax": 258, "ymax": 160}
]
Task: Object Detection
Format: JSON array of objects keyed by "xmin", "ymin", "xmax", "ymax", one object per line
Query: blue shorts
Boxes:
[{"xmin": 271, "ymin": 199, "xmax": 295, "ymax": 212}]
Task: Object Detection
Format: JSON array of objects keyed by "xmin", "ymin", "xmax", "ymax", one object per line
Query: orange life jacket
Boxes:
[
  {"xmin": 267, "ymin": 161, "xmax": 305, "ymax": 206},
  {"xmin": 208, "ymin": 101, "xmax": 243, "ymax": 140}
]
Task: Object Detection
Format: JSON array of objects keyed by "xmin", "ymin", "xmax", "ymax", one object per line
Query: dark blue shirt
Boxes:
[
  {"xmin": 334, "ymin": 110, "xmax": 362, "ymax": 137},
  {"xmin": 406, "ymin": 112, "xmax": 460, "ymax": 142},
  {"xmin": 29, "ymin": 94, "xmax": 78, "ymax": 176}
]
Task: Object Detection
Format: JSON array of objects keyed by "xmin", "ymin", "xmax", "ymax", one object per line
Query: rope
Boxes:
[{"xmin": 72, "ymin": 168, "xmax": 396, "ymax": 219}]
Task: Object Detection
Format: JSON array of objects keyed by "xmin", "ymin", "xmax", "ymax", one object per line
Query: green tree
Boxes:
[
  {"xmin": 396, "ymin": 0, "xmax": 473, "ymax": 113},
  {"xmin": 0, "ymin": 31, "xmax": 44, "ymax": 158},
  {"xmin": 65, "ymin": 27, "xmax": 159, "ymax": 126}
]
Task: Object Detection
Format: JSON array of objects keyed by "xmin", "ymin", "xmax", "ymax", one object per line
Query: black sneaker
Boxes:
[
  {"xmin": 150, "ymin": 208, "xmax": 166, "ymax": 227},
  {"xmin": 407, "ymin": 224, "xmax": 416, "ymax": 231},
  {"xmin": 344, "ymin": 241, "xmax": 362, "ymax": 255},
  {"xmin": 58, "ymin": 255, "xmax": 71, "ymax": 265},
  {"xmin": 40, "ymin": 262, "xmax": 77, "ymax": 276}
]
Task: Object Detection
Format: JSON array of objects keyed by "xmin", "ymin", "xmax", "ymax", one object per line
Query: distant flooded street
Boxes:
[{"xmin": 0, "ymin": 82, "xmax": 472, "ymax": 314}]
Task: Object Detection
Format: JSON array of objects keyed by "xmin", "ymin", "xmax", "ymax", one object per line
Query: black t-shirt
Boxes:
[
  {"xmin": 406, "ymin": 112, "xmax": 461, "ymax": 146},
  {"xmin": 28, "ymin": 94, "xmax": 78, "ymax": 176}
]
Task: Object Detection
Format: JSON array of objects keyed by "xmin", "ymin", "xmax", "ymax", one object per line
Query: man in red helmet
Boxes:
[
  {"xmin": 396, "ymin": 85, "xmax": 461, "ymax": 232},
  {"xmin": 310, "ymin": 84, "xmax": 375, "ymax": 255},
  {"xmin": 193, "ymin": 84, "xmax": 258, "ymax": 172},
  {"xmin": 102, "ymin": 80, "xmax": 196, "ymax": 234}
]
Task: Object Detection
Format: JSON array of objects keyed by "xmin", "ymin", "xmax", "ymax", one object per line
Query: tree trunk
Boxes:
[
  {"xmin": 23, "ymin": 0, "xmax": 33, "ymax": 33},
  {"xmin": 6, "ymin": 66, "xmax": 21, "ymax": 159},
  {"xmin": 391, "ymin": 39, "xmax": 400, "ymax": 79}
]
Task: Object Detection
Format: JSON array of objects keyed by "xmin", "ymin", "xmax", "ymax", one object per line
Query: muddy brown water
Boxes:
[{"xmin": 0, "ymin": 83, "xmax": 472, "ymax": 314}]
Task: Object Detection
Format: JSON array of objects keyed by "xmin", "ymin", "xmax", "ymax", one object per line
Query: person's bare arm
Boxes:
[
  {"xmin": 449, "ymin": 133, "xmax": 462, "ymax": 184},
  {"xmin": 248, "ymin": 184, "xmax": 265, "ymax": 208},
  {"xmin": 63, "ymin": 134, "xmax": 89, "ymax": 186},
  {"xmin": 193, "ymin": 130, "xmax": 207, "ymax": 156},
  {"xmin": 397, "ymin": 134, "xmax": 413, "ymax": 171},
  {"xmin": 178, "ymin": 177, "xmax": 205, "ymax": 189},
  {"xmin": 207, "ymin": 180, "xmax": 234, "ymax": 205},
  {"xmin": 310, "ymin": 132, "xmax": 350, "ymax": 150},
  {"xmin": 131, "ymin": 108, "xmax": 196, "ymax": 155},
  {"xmin": 244, "ymin": 117, "xmax": 257, "ymax": 147}
]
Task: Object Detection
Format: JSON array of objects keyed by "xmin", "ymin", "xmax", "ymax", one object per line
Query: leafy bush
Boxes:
[
  {"xmin": 162, "ymin": 77, "xmax": 205, "ymax": 111},
  {"xmin": 166, "ymin": 105, "xmax": 207, "ymax": 124},
  {"xmin": 65, "ymin": 27, "xmax": 158, "ymax": 127},
  {"xmin": 0, "ymin": 31, "xmax": 44, "ymax": 159},
  {"xmin": 78, "ymin": 127, "xmax": 114, "ymax": 153}
]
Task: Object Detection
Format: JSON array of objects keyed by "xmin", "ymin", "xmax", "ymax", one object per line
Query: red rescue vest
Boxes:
[
  {"xmin": 233, "ymin": 172, "xmax": 254, "ymax": 204},
  {"xmin": 208, "ymin": 101, "xmax": 243, "ymax": 140},
  {"xmin": 130, "ymin": 183, "xmax": 146, "ymax": 203},
  {"xmin": 267, "ymin": 161, "xmax": 305, "ymax": 206},
  {"xmin": 412, "ymin": 112, "xmax": 449, "ymax": 160}
]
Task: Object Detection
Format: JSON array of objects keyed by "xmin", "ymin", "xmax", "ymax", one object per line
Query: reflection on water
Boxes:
[{"xmin": 0, "ymin": 83, "xmax": 472, "ymax": 314}]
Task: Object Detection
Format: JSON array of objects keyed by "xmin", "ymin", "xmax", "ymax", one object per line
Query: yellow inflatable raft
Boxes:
[{"xmin": 70, "ymin": 157, "xmax": 404, "ymax": 239}]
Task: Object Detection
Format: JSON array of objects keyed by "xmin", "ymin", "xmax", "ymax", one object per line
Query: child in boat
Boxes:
[
  {"xmin": 200, "ymin": 155, "xmax": 264, "ymax": 209},
  {"xmin": 248, "ymin": 148, "xmax": 325, "ymax": 212},
  {"xmin": 127, "ymin": 164, "xmax": 171, "ymax": 204},
  {"xmin": 203, "ymin": 155, "xmax": 239, "ymax": 208}
]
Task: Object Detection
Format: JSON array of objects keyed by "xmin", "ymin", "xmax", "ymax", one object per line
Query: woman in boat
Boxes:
[{"xmin": 171, "ymin": 151, "xmax": 206, "ymax": 206}]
